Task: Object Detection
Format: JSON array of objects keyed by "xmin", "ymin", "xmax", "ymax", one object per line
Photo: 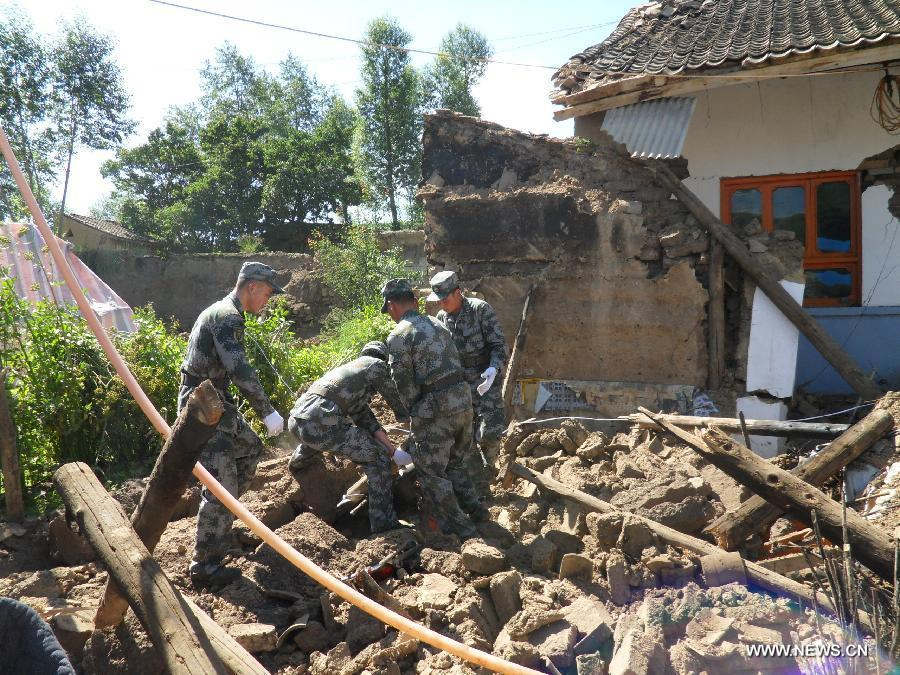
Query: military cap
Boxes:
[
  {"xmin": 237, "ymin": 261, "xmax": 285, "ymax": 294},
  {"xmin": 360, "ymin": 340, "xmax": 388, "ymax": 361},
  {"xmin": 427, "ymin": 270, "xmax": 459, "ymax": 301},
  {"xmin": 380, "ymin": 278, "xmax": 414, "ymax": 313}
]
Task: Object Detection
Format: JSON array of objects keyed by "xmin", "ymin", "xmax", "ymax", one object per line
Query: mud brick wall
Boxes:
[{"xmin": 419, "ymin": 111, "xmax": 712, "ymax": 386}]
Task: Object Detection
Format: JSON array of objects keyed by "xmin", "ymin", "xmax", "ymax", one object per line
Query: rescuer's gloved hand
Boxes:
[
  {"xmin": 477, "ymin": 366, "xmax": 497, "ymax": 396},
  {"xmin": 263, "ymin": 410, "xmax": 284, "ymax": 437},
  {"xmin": 392, "ymin": 448, "xmax": 414, "ymax": 466}
]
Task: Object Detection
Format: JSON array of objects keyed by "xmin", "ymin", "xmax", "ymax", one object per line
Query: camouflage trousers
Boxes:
[
  {"xmin": 411, "ymin": 408, "xmax": 481, "ymax": 538},
  {"xmin": 468, "ymin": 378, "xmax": 507, "ymax": 462},
  {"xmin": 193, "ymin": 414, "xmax": 263, "ymax": 566},
  {"xmin": 288, "ymin": 417, "xmax": 398, "ymax": 533}
]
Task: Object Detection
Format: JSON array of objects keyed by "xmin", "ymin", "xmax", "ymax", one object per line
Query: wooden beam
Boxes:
[
  {"xmin": 502, "ymin": 284, "xmax": 536, "ymax": 413},
  {"xmin": 640, "ymin": 409, "xmax": 895, "ymax": 581},
  {"xmin": 626, "ymin": 413, "xmax": 850, "ymax": 438},
  {"xmin": 53, "ymin": 462, "xmax": 227, "ymax": 674},
  {"xmin": 0, "ymin": 368, "xmax": 24, "ymax": 521},
  {"xmin": 506, "ymin": 461, "xmax": 872, "ymax": 629},
  {"xmin": 707, "ymin": 241, "xmax": 726, "ymax": 390},
  {"xmin": 554, "ymin": 41, "xmax": 900, "ymax": 120},
  {"xmin": 705, "ymin": 394, "xmax": 898, "ymax": 549},
  {"xmin": 647, "ymin": 161, "xmax": 881, "ymax": 400},
  {"xmin": 552, "ymin": 74, "xmax": 663, "ymax": 106},
  {"xmin": 95, "ymin": 380, "xmax": 223, "ymax": 628}
]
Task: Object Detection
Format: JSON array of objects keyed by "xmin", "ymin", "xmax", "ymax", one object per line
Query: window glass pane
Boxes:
[
  {"xmin": 816, "ymin": 182, "xmax": 851, "ymax": 253},
  {"xmin": 773, "ymin": 186, "xmax": 805, "ymax": 241},
  {"xmin": 804, "ymin": 268, "xmax": 853, "ymax": 301},
  {"xmin": 729, "ymin": 188, "xmax": 761, "ymax": 231}
]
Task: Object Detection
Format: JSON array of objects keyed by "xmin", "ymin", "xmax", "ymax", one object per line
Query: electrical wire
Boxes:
[{"xmin": 870, "ymin": 68, "xmax": 900, "ymax": 134}]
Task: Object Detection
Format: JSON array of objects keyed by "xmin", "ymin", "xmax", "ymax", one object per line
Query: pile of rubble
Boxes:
[{"xmin": 3, "ymin": 409, "xmax": 890, "ymax": 674}]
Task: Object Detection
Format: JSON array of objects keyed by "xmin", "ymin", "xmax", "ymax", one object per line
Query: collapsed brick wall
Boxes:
[{"xmin": 419, "ymin": 111, "xmax": 712, "ymax": 386}]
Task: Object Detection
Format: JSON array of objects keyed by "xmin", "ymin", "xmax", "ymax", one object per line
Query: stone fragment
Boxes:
[
  {"xmin": 227, "ymin": 623, "xmax": 277, "ymax": 653},
  {"xmin": 558, "ymin": 553, "xmax": 593, "ymax": 581},
  {"xmin": 493, "ymin": 628, "xmax": 543, "ymax": 668},
  {"xmin": 292, "ymin": 620, "xmax": 331, "ymax": 653},
  {"xmin": 346, "ymin": 605, "xmax": 385, "ymax": 652},
  {"xmin": 615, "ymin": 455, "xmax": 645, "ymax": 479},
  {"xmin": 529, "ymin": 620, "xmax": 578, "ymax": 669},
  {"xmin": 418, "ymin": 573, "xmax": 458, "ymax": 610},
  {"xmin": 586, "ymin": 512, "xmax": 623, "ymax": 548},
  {"xmin": 507, "ymin": 608, "xmax": 566, "ymax": 640},
  {"xmin": 735, "ymin": 622, "xmax": 784, "ymax": 644},
  {"xmin": 660, "ymin": 563, "xmax": 696, "ymax": 586},
  {"xmin": 48, "ymin": 515, "xmax": 95, "ymax": 565},
  {"xmin": 643, "ymin": 554, "xmax": 676, "ymax": 573},
  {"xmin": 489, "ymin": 570, "xmax": 522, "ymax": 624},
  {"xmin": 51, "ymin": 609, "xmax": 94, "ymax": 656},
  {"xmin": 577, "ymin": 652, "xmax": 608, "ymax": 674},
  {"xmin": 309, "ymin": 641, "xmax": 352, "ymax": 675},
  {"xmin": 608, "ymin": 622, "xmax": 667, "ymax": 675},
  {"xmin": 617, "ymin": 516, "xmax": 655, "ymax": 559},
  {"xmin": 606, "ymin": 553, "xmax": 630, "ymax": 606},
  {"xmin": 461, "ymin": 540, "xmax": 507, "ymax": 575},
  {"xmin": 576, "ymin": 433, "xmax": 608, "ymax": 462},
  {"xmin": 529, "ymin": 535, "xmax": 558, "ymax": 575},
  {"xmin": 565, "ymin": 597, "xmax": 614, "ymax": 655}
]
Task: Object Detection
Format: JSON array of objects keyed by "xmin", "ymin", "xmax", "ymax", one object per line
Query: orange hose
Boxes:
[{"xmin": 0, "ymin": 126, "xmax": 541, "ymax": 675}]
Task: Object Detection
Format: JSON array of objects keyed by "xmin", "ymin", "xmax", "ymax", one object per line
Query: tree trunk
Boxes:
[
  {"xmin": 506, "ymin": 461, "xmax": 876, "ymax": 629},
  {"xmin": 641, "ymin": 409, "xmax": 895, "ymax": 581},
  {"xmin": 627, "ymin": 413, "xmax": 850, "ymax": 438},
  {"xmin": 647, "ymin": 160, "xmax": 881, "ymax": 401},
  {"xmin": 53, "ymin": 462, "xmax": 227, "ymax": 674},
  {"xmin": 0, "ymin": 368, "xmax": 24, "ymax": 521},
  {"xmin": 57, "ymin": 111, "xmax": 78, "ymax": 237},
  {"xmin": 94, "ymin": 380, "xmax": 223, "ymax": 628},
  {"xmin": 704, "ymin": 394, "xmax": 897, "ymax": 549}
]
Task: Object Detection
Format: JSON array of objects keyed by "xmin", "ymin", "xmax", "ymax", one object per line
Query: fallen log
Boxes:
[
  {"xmin": 626, "ymin": 413, "xmax": 850, "ymax": 439},
  {"xmin": 647, "ymin": 160, "xmax": 881, "ymax": 401},
  {"xmin": 95, "ymin": 380, "xmax": 223, "ymax": 628},
  {"xmin": 640, "ymin": 410, "xmax": 895, "ymax": 581},
  {"xmin": 502, "ymin": 284, "xmax": 536, "ymax": 413},
  {"xmin": 54, "ymin": 462, "xmax": 227, "ymax": 674},
  {"xmin": 704, "ymin": 393, "xmax": 898, "ymax": 550},
  {"xmin": 505, "ymin": 462, "xmax": 876, "ymax": 630}
]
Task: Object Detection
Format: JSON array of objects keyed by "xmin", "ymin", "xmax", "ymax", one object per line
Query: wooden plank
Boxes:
[
  {"xmin": 640, "ymin": 409, "xmax": 895, "ymax": 580},
  {"xmin": 554, "ymin": 41, "xmax": 900, "ymax": 120},
  {"xmin": 707, "ymin": 241, "xmax": 726, "ymax": 390},
  {"xmin": 647, "ymin": 161, "xmax": 881, "ymax": 400},
  {"xmin": 0, "ymin": 368, "xmax": 24, "ymax": 521},
  {"xmin": 502, "ymin": 284, "xmax": 536, "ymax": 413},
  {"xmin": 53, "ymin": 462, "xmax": 227, "ymax": 674},
  {"xmin": 705, "ymin": 394, "xmax": 897, "ymax": 549},
  {"xmin": 627, "ymin": 412, "xmax": 849, "ymax": 437},
  {"xmin": 95, "ymin": 380, "xmax": 223, "ymax": 628}
]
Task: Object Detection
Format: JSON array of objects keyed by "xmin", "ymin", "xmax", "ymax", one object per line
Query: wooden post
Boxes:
[
  {"xmin": 647, "ymin": 161, "xmax": 881, "ymax": 401},
  {"xmin": 0, "ymin": 368, "xmax": 24, "ymax": 521},
  {"xmin": 641, "ymin": 409, "xmax": 895, "ymax": 581},
  {"xmin": 627, "ymin": 413, "xmax": 850, "ymax": 439},
  {"xmin": 502, "ymin": 284, "xmax": 536, "ymax": 413},
  {"xmin": 705, "ymin": 394, "xmax": 898, "ymax": 549},
  {"xmin": 95, "ymin": 380, "xmax": 223, "ymax": 628},
  {"xmin": 707, "ymin": 240, "xmax": 725, "ymax": 390},
  {"xmin": 506, "ymin": 461, "xmax": 876, "ymax": 630},
  {"xmin": 53, "ymin": 462, "xmax": 227, "ymax": 675}
]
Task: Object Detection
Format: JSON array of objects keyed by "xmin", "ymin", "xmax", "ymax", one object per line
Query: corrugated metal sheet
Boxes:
[{"xmin": 601, "ymin": 97, "xmax": 697, "ymax": 159}]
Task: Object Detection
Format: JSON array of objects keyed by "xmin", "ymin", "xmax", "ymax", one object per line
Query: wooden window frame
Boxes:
[{"xmin": 721, "ymin": 170, "xmax": 862, "ymax": 307}]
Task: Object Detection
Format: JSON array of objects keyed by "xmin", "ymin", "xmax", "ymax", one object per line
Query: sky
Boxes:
[{"xmin": 8, "ymin": 0, "xmax": 637, "ymax": 215}]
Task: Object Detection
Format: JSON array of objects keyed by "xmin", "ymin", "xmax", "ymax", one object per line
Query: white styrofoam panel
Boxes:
[
  {"xmin": 735, "ymin": 396, "xmax": 789, "ymax": 458},
  {"xmin": 746, "ymin": 280, "xmax": 805, "ymax": 398}
]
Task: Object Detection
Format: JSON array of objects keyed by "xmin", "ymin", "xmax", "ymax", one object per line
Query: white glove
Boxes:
[
  {"xmin": 263, "ymin": 410, "xmax": 284, "ymax": 437},
  {"xmin": 476, "ymin": 366, "xmax": 498, "ymax": 396},
  {"xmin": 392, "ymin": 448, "xmax": 414, "ymax": 467}
]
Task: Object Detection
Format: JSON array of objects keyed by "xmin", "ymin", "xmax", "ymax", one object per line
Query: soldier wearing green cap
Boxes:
[
  {"xmin": 380, "ymin": 278, "xmax": 486, "ymax": 538},
  {"xmin": 428, "ymin": 270, "xmax": 508, "ymax": 467},
  {"xmin": 180, "ymin": 261, "xmax": 286, "ymax": 589},
  {"xmin": 286, "ymin": 341, "xmax": 409, "ymax": 534}
]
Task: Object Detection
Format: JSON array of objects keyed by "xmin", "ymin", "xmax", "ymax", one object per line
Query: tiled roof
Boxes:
[
  {"xmin": 553, "ymin": 0, "xmax": 900, "ymax": 95},
  {"xmin": 65, "ymin": 213, "xmax": 152, "ymax": 243}
]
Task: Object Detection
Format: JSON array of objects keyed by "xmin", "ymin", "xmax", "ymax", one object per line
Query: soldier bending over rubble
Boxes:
[{"xmin": 287, "ymin": 341, "xmax": 410, "ymax": 533}]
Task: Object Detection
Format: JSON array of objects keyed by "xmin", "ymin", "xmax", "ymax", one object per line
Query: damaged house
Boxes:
[{"xmin": 551, "ymin": 0, "xmax": 900, "ymax": 400}]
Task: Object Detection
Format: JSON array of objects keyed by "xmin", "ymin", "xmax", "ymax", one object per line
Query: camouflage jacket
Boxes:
[
  {"xmin": 436, "ymin": 297, "xmax": 508, "ymax": 382},
  {"xmin": 180, "ymin": 291, "xmax": 274, "ymax": 419},
  {"xmin": 290, "ymin": 356, "xmax": 407, "ymax": 434},
  {"xmin": 386, "ymin": 309, "xmax": 471, "ymax": 419}
]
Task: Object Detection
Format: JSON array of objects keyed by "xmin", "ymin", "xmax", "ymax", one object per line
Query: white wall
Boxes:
[{"xmin": 676, "ymin": 71, "xmax": 900, "ymax": 306}]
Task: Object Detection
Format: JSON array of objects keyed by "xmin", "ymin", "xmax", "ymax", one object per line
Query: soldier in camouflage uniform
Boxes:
[
  {"xmin": 381, "ymin": 279, "xmax": 487, "ymax": 539},
  {"xmin": 287, "ymin": 341, "xmax": 409, "ymax": 533},
  {"xmin": 429, "ymin": 271, "xmax": 509, "ymax": 466},
  {"xmin": 180, "ymin": 262, "xmax": 286, "ymax": 588}
]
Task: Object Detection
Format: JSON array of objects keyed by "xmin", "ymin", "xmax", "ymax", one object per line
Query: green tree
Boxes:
[
  {"xmin": 423, "ymin": 24, "xmax": 492, "ymax": 117},
  {"xmin": 50, "ymin": 18, "xmax": 134, "ymax": 234},
  {"xmin": 354, "ymin": 17, "xmax": 422, "ymax": 229},
  {"xmin": 0, "ymin": 6, "xmax": 56, "ymax": 219}
]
